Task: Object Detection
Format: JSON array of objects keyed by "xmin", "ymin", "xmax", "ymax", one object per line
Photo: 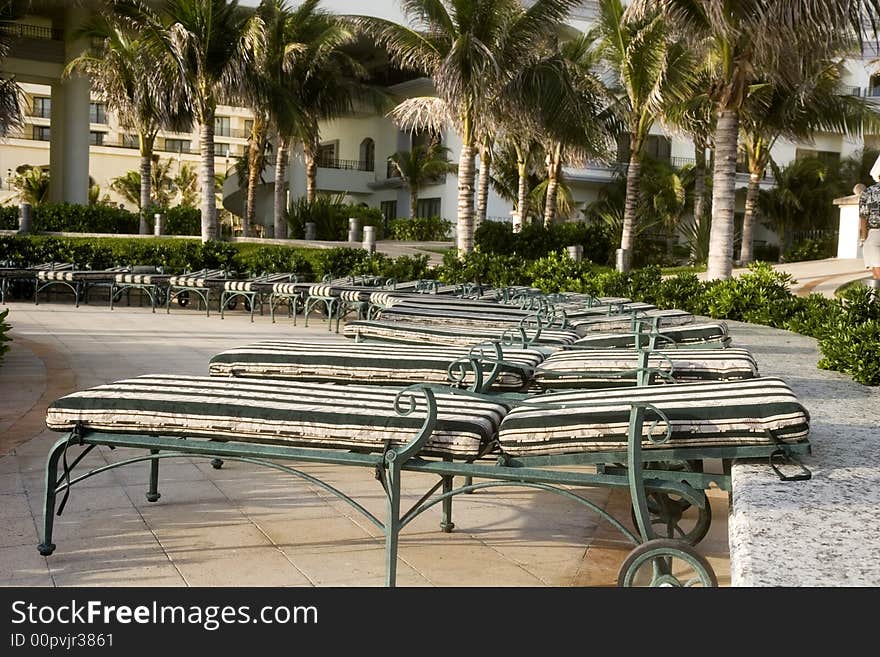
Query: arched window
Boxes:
[{"xmin": 360, "ymin": 138, "xmax": 375, "ymax": 172}]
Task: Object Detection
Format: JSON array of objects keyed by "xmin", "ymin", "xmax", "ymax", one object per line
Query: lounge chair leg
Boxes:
[
  {"xmin": 463, "ymin": 475, "xmax": 474, "ymax": 493},
  {"xmin": 146, "ymin": 450, "xmax": 161, "ymax": 502},
  {"xmin": 440, "ymin": 475, "xmax": 455, "ymax": 533},
  {"xmin": 384, "ymin": 464, "xmax": 402, "ymax": 588},
  {"xmin": 211, "ymin": 458, "xmax": 224, "ymax": 470},
  {"xmin": 38, "ymin": 437, "xmax": 69, "ymax": 556}
]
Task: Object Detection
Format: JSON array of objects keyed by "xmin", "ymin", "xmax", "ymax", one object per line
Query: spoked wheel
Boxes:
[
  {"xmin": 243, "ymin": 298, "xmax": 252, "ymax": 312},
  {"xmin": 630, "ymin": 489, "xmax": 712, "ymax": 546},
  {"xmin": 617, "ymin": 539, "xmax": 717, "ymax": 588},
  {"xmin": 226, "ymin": 298, "xmax": 238, "ymax": 310},
  {"xmin": 177, "ymin": 291, "xmax": 191, "ymax": 307}
]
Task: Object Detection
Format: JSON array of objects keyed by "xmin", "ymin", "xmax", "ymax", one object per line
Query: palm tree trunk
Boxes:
[
  {"xmin": 199, "ymin": 120, "xmax": 218, "ymax": 242},
  {"xmin": 456, "ymin": 141, "xmax": 476, "ymax": 256},
  {"xmin": 706, "ymin": 109, "xmax": 739, "ymax": 280},
  {"xmin": 410, "ymin": 187, "xmax": 419, "ymax": 219},
  {"xmin": 138, "ymin": 152, "xmax": 151, "ymax": 235},
  {"xmin": 304, "ymin": 140, "xmax": 318, "ymax": 203},
  {"xmin": 273, "ymin": 135, "xmax": 290, "ymax": 240},
  {"xmin": 739, "ymin": 171, "xmax": 761, "ymax": 265},
  {"xmin": 619, "ymin": 151, "xmax": 642, "ymax": 272},
  {"xmin": 244, "ymin": 116, "xmax": 266, "ymax": 239},
  {"xmin": 691, "ymin": 139, "xmax": 706, "ymax": 260},
  {"xmin": 475, "ymin": 145, "xmax": 491, "ymax": 232},
  {"xmin": 543, "ymin": 143, "xmax": 562, "ymax": 228}
]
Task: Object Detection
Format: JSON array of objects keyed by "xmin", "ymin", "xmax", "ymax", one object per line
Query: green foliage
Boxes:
[
  {"xmin": 753, "ymin": 243, "xmax": 780, "ymax": 263},
  {"xmin": 351, "ymin": 253, "xmax": 433, "ymax": 282},
  {"xmin": 160, "ymin": 206, "xmax": 201, "ymax": 236},
  {"xmin": 0, "ymin": 308, "xmax": 11, "ymax": 366},
  {"xmin": 0, "ymin": 203, "xmax": 200, "ymax": 236},
  {"xmin": 526, "ymin": 251, "xmax": 603, "ymax": 294},
  {"xmin": 474, "ymin": 221, "xmax": 614, "ymax": 264},
  {"xmin": 436, "ymin": 250, "xmax": 530, "ymax": 287},
  {"xmin": 287, "ymin": 196, "xmax": 385, "ymax": 241},
  {"xmin": 784, "ymin": 235, "xmax": 837, "ymax": 263},
  {"xmin": 388, "ymin": 216, "xmax": 452, "ymax": 241},
  {"xmin": 701, "ymin": 262, "xmax": 795, "ymax": 324},
  {"xmin": 818, "ymin": 318, "xmax": 880, "ymax": 386}
]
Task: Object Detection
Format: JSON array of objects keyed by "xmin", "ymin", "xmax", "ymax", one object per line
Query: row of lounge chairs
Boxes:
[{"xmin": 36, "ymin": 273, "xmax": 813, "ymax": 587}]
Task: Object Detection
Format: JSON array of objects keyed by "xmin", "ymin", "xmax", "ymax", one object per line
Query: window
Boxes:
[
  {"xmin": 416, "ymin": 197, "xmax": 441, "ymax": 218},
  {"xmin": 795, "ymin": 148, "xmax": 840, "ymax": 168},
  {"xmin": 644, "ymin": 135, "xmax": 672, "ymax": 162},
  {"xmin": 317, "ymin": 142, "xmax": 337, "ymax": 167},
  {"xmin": 380, "ymin": 200, "xmax": 397, "ymax": 223},
  {"xmin": 89, "ymin": 102, "xmax": 107, "ymax": 124},
  {"xmin": 244, "ymin": 119, "xmax": 254, "ymax": 135},
  {"xmin": 32, "ymin": 125, "xmax": 51, "ymax": 141},
  {"xmin": 122, "ymin": 133, "xmax": 138, "ymax": 149},
  {"xmin": 32, "ymin": 97, "xmax": 51, "ymax": 119},
  {"xmin": 359, "ymin": 138, "xmax": 375, "ymax": 172},
  {"xmin": 89, "ymin": 131, "xmax": 105, "ymax": 146},
  {"xmin": 165, "ymin": 138, "xmax": 190, "ymax": 153},
  {"xmin": 214, "ymin": 116, "xmax": 231, "ymax": 137},
  {"xmin": 215, "ymin": 142, "xmax": 231, "ymax": 157}
]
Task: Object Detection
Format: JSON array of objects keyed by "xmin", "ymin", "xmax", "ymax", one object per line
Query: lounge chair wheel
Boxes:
[
  {"xmin": 630, "ymin": 490, "xmax": 712, "ymax": 546},
  {"xmin": 38, "ymin": 542, "xmax": 56, "ymax": 556},
  {"xmin": 177, "ymin": 291, "xmax": 190, "ymax": 307},
  {"xmin": 211, "ymin": 458, "xmax": 224, "ymax": 470},
  {"xmin": 617, "ymin": 538, "xmax": 717, "ymax": 588},
  {"xmin": 226, "ymin": 299, "xmax": 238, "ymax": 310}
]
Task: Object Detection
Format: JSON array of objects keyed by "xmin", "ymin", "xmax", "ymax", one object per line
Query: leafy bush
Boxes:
[
  {"xmin": 0, "ymin": 308, "xmax": 11, "ymax": 366},
  {"xmin": 818, "ymin": 319, "xmax": 880, "ymax": 385},
  {"xmin": 752, "ymin": 243, "xmax": 780, "ymax": 263},
  {"xmin": 159, "ymin": 206, "xmax": 201, "ymax": 236},
  {"xmin": 436, "ymin": 250, "xmax": 530, "ymax": 287},
  {"xmin": 784, "ymin": 235, "xmax": 837, "ymax": 262},
  {"xmin": 351, "ymin": 253, "xmax": 433, "ymax": 282},
  {"xmin": 287, "ymin": 196, "xmax": 385, "ymax": 241},
  {"xmin": 0, "ymin": 206, "xmax": 17, "ymax": 230},
  {"xmin": 388, "ymin": 216, "xmax": 452, "ymax": 241},
  {"xmin": 0, "ymin": 203, "xmax": 202, "ymax": 236},
  {"xmin": 474, "ymin": 221, "xmax": 614, "ymax": 264},
  {"xmin": 526, "ymin": 251, "xmax": 605, "ymax": 294}
]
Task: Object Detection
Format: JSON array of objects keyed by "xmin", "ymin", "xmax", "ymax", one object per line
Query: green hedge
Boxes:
[
  {"xmin": 0, "ymin": 235, "xmax": 433, "ymax": 283},
  {"xmin": 0, "ymin": 203, "xmax": 201, "ymax": 236},
  {"xmin": 474, "ymin": 221, "xmax": 615, "ymax": 264},
  {"xmin": 0, "ymin": 308, "xmax": 10, "ymax": 366},
  {"xmin": 388, "ymin": 216, "xmax": 452, "ymax": 241},
  {"xmin": 287, "ymin": 198, "xmax": 386, "ymax": 240}
]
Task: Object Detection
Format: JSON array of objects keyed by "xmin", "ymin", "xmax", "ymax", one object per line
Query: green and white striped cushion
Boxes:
[
  {"xmin": 534, "ymin": 348, "xmax": 758, "ymax": 388},
  {"xmin": 115, "ymin": 273, "xmax": 172, "ymax": 285},
  {"xmin": 497, "ymin": 377, "xmax": 809, "ymax": 456},
  {"xmin": 38, "ymin": 267, "xmax": 129, "ymax": 282},
  {"xmin": 343, "ymin": 320, "xmax": 580, "ymax": 347},
  {"xmin": 563, "ymin": 302, "xmax": 657, "ymax": 319},
  {"xmin": 36, "ymin": 270, "xmax": 75, "ymax": 282},
  {"xmin": 209, "ymin": 340, "xmax": 545, "ymax": 389},
  {"xmin": 46, "ymin": 374, "xmax": 511, "ymax": 458},
  {"xmin": 272, "ymin": 283, "xmax": 302, "ymax": 295},
  {"xmin": 571, "ymin": 309, "xmax": 694, "ymax": 335},
  {"xmin": 378, "ymin": 305, "xmax": 545, "ymax": 328},
  {"xmin": 168, "ymin": 269, "xmax": 227, "ymax": 287},
  {"xmin": 572, "ymin": 322, "xmax": 731, "ymax": 348}
]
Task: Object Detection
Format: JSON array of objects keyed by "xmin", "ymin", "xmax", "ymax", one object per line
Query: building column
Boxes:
[
  {"xmin": 50, "ymin": 6, "xmax": 90, "ymax": 204},
  {"xmin": 48, "ymin": 82, "xmax": 66, "ymax": 202},
  {"xmin": 395, "ymin": 130, "xmax": 411, "ymax": 217}
]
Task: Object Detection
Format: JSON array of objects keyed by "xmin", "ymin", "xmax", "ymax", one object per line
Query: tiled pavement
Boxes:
[{"xmin": 0, "ymin": 299, "xmax": 730, "ymax": 587}]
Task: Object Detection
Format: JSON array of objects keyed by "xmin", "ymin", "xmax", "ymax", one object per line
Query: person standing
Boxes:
[{"xmin": 858, "ymin": 157, "xmax": 880, "ymax": 297}]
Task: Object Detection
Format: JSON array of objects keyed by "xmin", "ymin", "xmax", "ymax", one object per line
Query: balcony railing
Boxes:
[
  {"xmin": 317, "ymin": 158, "xmax": 374, "ymax": 172},
  {"xmin": 0, "ymin": 21, "xmax": 62, "ymax": 41}
]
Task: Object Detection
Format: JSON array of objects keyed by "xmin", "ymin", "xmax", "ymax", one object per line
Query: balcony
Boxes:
[
  {"xmin": 317, "ymin": 157, "xmax": 374, "ymax": 172},
  {"xmin": 0, "ymin": 21, "xmax": 65, "ymax": 63},
  {"xmin": 0, "ymin": 21, "xmax": 62, "ymax": 41}
]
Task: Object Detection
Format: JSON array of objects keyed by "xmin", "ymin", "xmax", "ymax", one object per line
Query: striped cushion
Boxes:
[
  {"xmin": 209, "ymin": 340, "xmax": 545, "ymax": 389},
  {"xmin": 37, "ymin": 270, "xmax": 74, "ymax": 282},
  {"xmin": 224, "ymin": 281, "xmax": 258, "ymax": 292},
  {"xmin": 115, "ymin": 273, "xmax": 171, "ymax": 285},
  {"xmin": 168, "ymin": 269, "xmax": 227, "ymax": 287},
  {"xmin": 564, "ymin": 302, "xmax": 657, "ymax": 320},
  {"xmin": 343, "ymin": 320, "xmax": 580, "ymax": 347},
  {"xmin": 571, "ymin": 309, "xmax": 694, "ymax": 336},
  {"xmin": 572, "ymin": 322, "xmax": 731, "ymax": 349},
  {"xmin": 497, "ymin": 377, "xmax": 810, "ymax": 456},
  {"xmin": 46, "ymin": 375, "xmax": 511, "ymax": 458},
  {"xmin": 272, "ymin": 283, "xmax": 303, "ymax": 295},
  {"xmin": 38, "ymin": 267, "xmax": 128, "ymax": 282},
  {"xmin": 534, "ymin": 348, "xmax": 758, "ymax": 388},
  {"xmin": 378, "ymin": 306, "xmax": 547, "ymax": 329}
]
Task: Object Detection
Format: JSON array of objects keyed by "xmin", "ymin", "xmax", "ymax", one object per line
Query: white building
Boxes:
[{"xmin": 2, "ymin": 1, "xmax": 877, "ymax": 245}]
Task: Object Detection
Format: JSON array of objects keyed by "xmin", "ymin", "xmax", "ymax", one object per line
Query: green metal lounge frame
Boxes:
[
  {"xmin": 37, "ymin": 380, "xmax": 811, "ymax": 587},
  {"xmin": 1, "ymin": 261, "xmax": 73, "ymax": 304},
  {"xmin": 35, "ymin": 266, "xmax": 130, "ymax": 308}
]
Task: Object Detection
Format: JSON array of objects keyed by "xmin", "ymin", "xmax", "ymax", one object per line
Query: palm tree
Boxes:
[
  {"xmin": 114, "ymin": 0, "xmax": 263, "ymax": 242},
  {"xmin": 67, "ymin": 12, "xmax": 185, "ymax": 233},
  {"xmin": 0, "ymin": 3, "xmax": 23, "ymax": 136},
  {"xmin": 653, "ymin": 0, "xmax": 879, "ymax": 280},
  {"xmin": 738, "ymin": 47, "xmax": 880, "ymax": 264},
  {"xmin": 359, "ymin": 0, "xmax": 581, "ymax": 256},
  {"xmin": 593, "ymin": 0, "xmax": 692, "ymax": 271},
  {"xmin": 388, "ymin": 143, "xmax": 456, "ymax": 219},
  {"xmin": 12, "ymin": 166, "xmax": 50, "ymax": 206},
  {"xmin": 110, "ymin": 157, "xmax": 176, "ymax": 208}
]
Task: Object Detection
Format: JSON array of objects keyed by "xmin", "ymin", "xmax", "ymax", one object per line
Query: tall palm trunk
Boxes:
[
  {"xmin": 739, "ymin": 170, "xmax": 761, "ymax": 265},
  {"xmin": 304, "ymin": 140, "xmax": 318, "ymax": 203},
  {"xmin": 244, "ymin": 116, "xmax": 267, "ymax": 239},
  {"xmin": 543, "ymin": 143, "xmax": 562, "ymax": 228},
  {"xmin": 691, "ymin": 138, "xmax": 706, "ymax": 261},
  {"xmin": 138, "ymin": 149, "xmax": 152, "ymax": 235},
  {"xmin": 515, "ymin": 144, "xmax": 528, "ymax": 230},
  {"xmin": 475, "ymin": 144, "xmax": 491, "ymax": 232},
  {"xmin": 199, "ymin": 120, "xmax": 218, "ymax": 242},
  {"xmin": 619, "ymin": 149, "xmax": 642, "ymax": 272},
  {"xmin": 456, "ymin": 141, "xmax": 476, "ymax": 255},
  {"xmin": 273, "ymin": 135, "xmax": 290, "ymax": 240},
  {"xmin": 706, "ymin": 109, "xmax": 739, "ymax": 280},
  {"xmin": 410, "ymin": 187, "xmax": 419, "ymax": 219}
]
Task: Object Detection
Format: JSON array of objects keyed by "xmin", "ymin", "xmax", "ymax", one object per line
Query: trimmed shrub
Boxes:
[
  {"xmin": 784, "ymin": 235, "xmax": 837, "ymax": 263},
  {"xmin": 388, "ymin": 216, "xmax": 452, "ymax": 241},
  {"xmin": 160, "ymin": 206, "xmax": 201, "ymax": 236},
  {"xmin": 474, "ymin": 221, "xmax": 614, "ymax": 264},
  {"xmin": 287, "ymin": 197, "xmax": 385, "ymax": 241}
]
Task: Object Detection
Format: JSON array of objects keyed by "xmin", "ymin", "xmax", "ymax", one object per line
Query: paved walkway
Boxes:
[{"xmin": 707, "ymin": 258, "xmax": 870, "ymax": 298}]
